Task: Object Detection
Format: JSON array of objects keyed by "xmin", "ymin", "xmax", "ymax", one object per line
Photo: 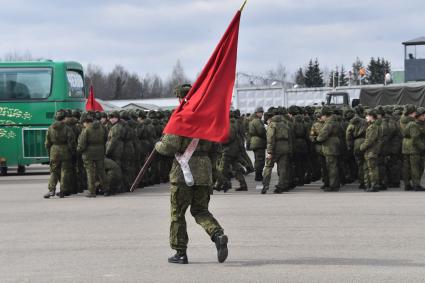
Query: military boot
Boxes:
[
  {"xmin": 43, "ymin": 191, "xmax": 55, "ymax": 199},
  {"xmin": 235, "ymin": 187, "xmax": 247, "ymax": 191},
  {"xmin": 212, "ymin": 231, "xmax": 228, "ymax": 263},
  {"xmin": 414, "ymin": 186, "xmax": 425, "ymax": 191},
  {"xmin": 358, "ymin": 183, "xmax": 367, "ymax": 190},
  {"xmin": 260, "ymin": 186, "xmax": 268, "ymax": 194},
  {"xmin": 255, "ymin": 172, "xmax": 263, "ymax": 182},
  {"xmin": 168, "ymin": 253, "xmax": 188, "ymax": 264},
  {"xmin": 86, "ymin": 193, "xmax": 96, "ymax": 198},
  {"xmin": 404, "ymin": 184, "xmax": 414, "ymax": 191}
]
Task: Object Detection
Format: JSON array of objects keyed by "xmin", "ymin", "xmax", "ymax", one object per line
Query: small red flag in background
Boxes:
[
  {"xmin": 85, "ymin": 85, "xmax": 104, "ymax": 112},
  {"xmin": 163, "ymin": 9, "xmax": 242, "ymax": 143}
]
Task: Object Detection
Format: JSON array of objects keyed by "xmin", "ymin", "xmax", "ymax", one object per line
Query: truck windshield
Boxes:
[{"xmin": 0, "ymin": 68, "xmax": 52, "ymax": 100}]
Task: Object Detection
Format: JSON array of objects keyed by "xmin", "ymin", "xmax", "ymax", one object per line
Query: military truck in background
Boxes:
[{"xmin": 233, "ymin": 82, "xmax": 425, "ymax": 114}]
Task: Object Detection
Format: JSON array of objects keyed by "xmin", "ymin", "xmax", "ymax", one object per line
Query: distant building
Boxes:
[
  {"xmin": 106, "ymin": 98, "xmax": 179, "ymax": 111},
  {"xmin": 402, "ymin": 36, "xmax": 425, "ymax": 82}
]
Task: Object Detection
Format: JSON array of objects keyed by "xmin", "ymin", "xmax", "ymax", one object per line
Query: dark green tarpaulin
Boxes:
[{"xmin": 360, "ymin": 85, "xmax": 425, "ymax": 107}]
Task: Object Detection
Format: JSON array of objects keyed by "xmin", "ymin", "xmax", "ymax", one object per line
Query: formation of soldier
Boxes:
[
  {"xmin": 241, "ymin": 104, "xmax": 425, "ymax": 194},
  {"xmin": 44, "ymin": 108, "xmax": 173, "ymax": 198},
  {"xmin": 43, "ymin": 89, "xmax": 425, "ymax": 198}
]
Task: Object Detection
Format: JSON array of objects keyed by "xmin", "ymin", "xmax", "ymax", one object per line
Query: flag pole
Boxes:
[{"xmin": 239, "ymin": 0, "xmax": 247, "ymax": 12}]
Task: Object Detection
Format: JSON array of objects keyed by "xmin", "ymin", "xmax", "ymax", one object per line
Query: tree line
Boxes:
[
  {"xmin": 2, "ymin": 51, "xmax": 393, "ymax": 99},
  {"xmin": 295, "ymin": 57, "xmax": 392, "ymax": 88}
]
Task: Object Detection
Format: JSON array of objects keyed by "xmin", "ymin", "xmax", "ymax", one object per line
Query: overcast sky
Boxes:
[{"xmin": 0, "ymin": 0, "xmax": 424, "ymax": 80}]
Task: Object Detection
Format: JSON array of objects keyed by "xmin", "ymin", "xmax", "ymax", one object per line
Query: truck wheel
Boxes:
[
  {"xmin": 17, "ymin": 165, "xmax": 26, "ymax": 175},
  {"xmin": 0, "ymin": 166, "xmax": 7, "ymax": 176}
]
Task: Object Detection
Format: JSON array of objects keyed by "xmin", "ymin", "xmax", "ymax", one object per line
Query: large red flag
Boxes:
[
  {"xmin": 163, "ymin": 10, "xmax": 242, "ymax": 143},
  {"xmin": 85, "ymin": 85, "xmax": 104, "ymax": 112}
]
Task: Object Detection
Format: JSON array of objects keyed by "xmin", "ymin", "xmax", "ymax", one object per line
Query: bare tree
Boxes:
[
  {"xmin": 164, "ymin": 59, "xmax": 190, "ymax": 97},
  {"xmin": 2, "ymin": 51, "xmax": 35, "ymax": 61}
]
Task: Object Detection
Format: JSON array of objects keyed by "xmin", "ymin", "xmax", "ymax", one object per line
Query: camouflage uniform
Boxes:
[
  {"xmin": 155, "ymin": 134, "xmax": 225, "ymax": 255},
  {"xmin": 400, "ymin": 105, "xmax": 417, "ymax": 191},
  {"xmin": 216, "ymin": 115, "xmax": 247, "ymax": 191},
  {"xmin": 385, "ymin": 106, "xmax": 402, "ymax": 187},
  {"xmin": 235, "ymin": 110, "xmax": 255, "ymax": 175},
  {"xmin": 316, "ymin": 110, "xmax": 341, "ymax": 191},
  {"xmin": 346, "ymin": 115, "xmax": 368, "ymax": 188},
  {"xmin": 105, "ymin": 112, "xmax": 125, "ymax": 192},
  {"xmin": 261, "ymin": 113, "xmax": 292, "ymax": 194},
  {"xmin": 44, "ymin": 111, "xmax": 76, "ymax": 198},
  {"xmin": 104, "ymin": 158, "xmax": 123, "ymax": 194},
  {"xmin": 309, "ymin": 111, "xmax": 324, "ymax": 183},
  {"xmin": 401, "ymin": 107, "xmax": 425, "ymax": 190},
  {"xmin": 360, "ymin": 110, "xmax": 382, "ymax": 192},
  {"xmin": 248, "ymin": 109, "xmax": 266, "ymax": 181},
  {"xmin": 77, "ymin": 118, "xmax": 109, "ymax": 196},
  {"xmin": 289, "ymin": 106, "xmax": 309, "ymax": 186}
]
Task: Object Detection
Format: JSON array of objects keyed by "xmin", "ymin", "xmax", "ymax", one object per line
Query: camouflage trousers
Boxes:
[
  {"xmin": 83, "ymin": 159, "xmax": 109, "ymax": 195},
  {"xmin": 386, "ymin": 153, "xmax": 401, "ymax": 187},
  {"xmin": 216, "ymin": 155, "xmax": 247, "ymax": 189},
  {"xmin": 170, "ymin": 184, "xmax": 223, "ymax": 253},
  {"xmin": 293, "ymin": 153, "xmax": 307, "ymax": 185},
  {"xmin": 262, "ymin": 154, "xmax": 290, "ymax": 190},
  {"xmin": 253, "ymin": 149, "xmax": 265, "ymax": 174},
  {"xmin": 402, "ymin": 154, "xmax": 424, "ymax": 187},
  {"xmin": 321, "ymin": 155, "xmax": 340, "ymax": 189},
  {"xmin": 364, "ymin": 157, "xmax": 380, "ymax": 188},
  {"xmin": 354, "ymin": 154, "xmax": 365, "ymax": 185},
  {"xmin": 238, "ymin": 148, "xmax": 254, "ymax": 173},
  {"xmin": 48, "ymin": 160, "xmax": 73, "ymax": 193}
]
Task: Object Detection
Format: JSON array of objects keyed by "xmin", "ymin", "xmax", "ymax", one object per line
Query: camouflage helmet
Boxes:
[
  {"xmin": 100, "ymin": 112, "xmax": 108, "ymax": 119},
  {"xmin": 416, "ymin": 107, "xmax": 425, "ymax": 117},
  {"xmin": 365, "ymin": 108, "xmax": 378, "ymax": 118},
  {"xmin": 81, "ymin": 113, "xmax": 94, "ymax": 123},
  {"xmin": 375, "ymin": 105, "xmax": 385, "ymax": 116},
  {"xmin": 404, "ymin": 104, "xmax": 417, "ymax": 115},
  {"xmin": 94, "ymin": 111, "xmax": 102, "ymax": 120},
  {"xmin": 321, "ymin": 106, "xmax": 332, "ymax": 116},
  {"xmin": 147, "ymin": 110, "xmax": 157, "ymax": 119},
  {"xmin": 344, "ymin": 108, "xmax": 355, "ymax": 120},
  {"xmin": 108, "ymin": 111, "xmax": 120, "ymax": 119},
  {"xmin": 175, "ymin": 84, "xmax": 192, "ymax": 99},
  {"xmin": 120, "ymin": 110, "xmax": 130, "ymax": 120},
  {"xmin": 55, "ymin": 109, "xmax": 66, "ymax": 121},
  {"xmin": 254, "ymin": 106, "xmax": 264, "ymax": 113},
  {"xmin": 71, "ymin": 109, "xmax": 81, "ymax": 120},
  {"xmin": 384, "ymin": 105, "xmax": 394, "ymax": 115},
  {"xmin": 138, "ymin": 110, "xmax": 147, "ymax": 119},
  {"xmin": 277, "ymin": 106, "xmax": 287, "ymax": 115},
  {"xmin": 288, "ymin": 105, "xmax": 299, "ymax": 115},
  {"xmin": 355, "ymin": 104, "xmax": 364, "ymax": 115}
]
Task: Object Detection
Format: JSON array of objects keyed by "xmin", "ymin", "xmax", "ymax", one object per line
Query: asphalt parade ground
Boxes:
[{"xmin": 1, "ymin": 166, "xmax": 425, "ymax": 283}]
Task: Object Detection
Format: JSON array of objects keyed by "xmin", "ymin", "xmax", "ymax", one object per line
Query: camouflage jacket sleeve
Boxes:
[
  {"xmin": 266, "ymin": 123, "xmax": 276, "ymax": 154},
  {"xmin": 316, "ymin": 121, "xmax": 331, "ymax": 143},
  {"xmin": 346, "ymin": 124, "xmax": 355, "ymax": 151},
  {"xmin": 67, "ymin": 127, "xmax": 77, "ymax": 155},
  {"xmin": 360, "ymin": 124, "xmax": 378, "ymax": 152},
  {"xmin": 45, "ymin": 127, "xmax": 52, "ymax": 152},
  {"xmin": 155, "ymin": 134, "xmax": 182, "ymax": 156},
  {"xmin": 309, "ymin": 123, "xmax": 318, "ymax": 143},
  {"xmin": 411, "ymin": 123, "xmax": 425, "ymax": 152},
  {"xmin": 77, "ymin": 128, "xmax": 87, "ymax": 154},
  {"xmin": 106, "ymin": 126, "xmax": 120, "ymax": 156}
]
